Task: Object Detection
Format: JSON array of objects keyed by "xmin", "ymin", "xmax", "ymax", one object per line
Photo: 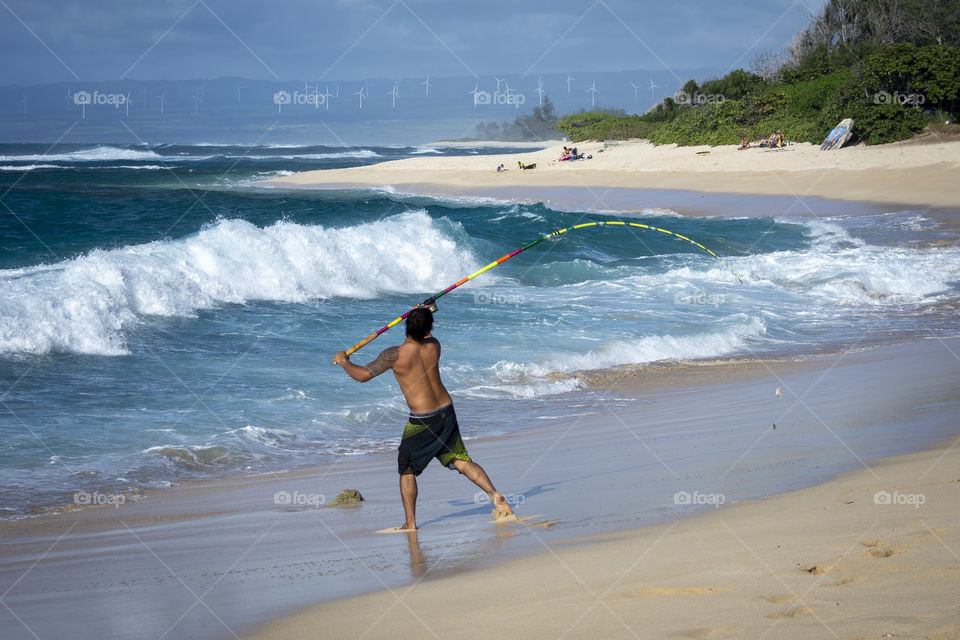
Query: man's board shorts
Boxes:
[{"xmin": 397, "ymin": 404, "xmax": 471, "ymax": 476}]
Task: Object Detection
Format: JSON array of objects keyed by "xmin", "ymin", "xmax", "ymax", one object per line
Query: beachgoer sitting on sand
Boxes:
[
  {"xmin": 496, "ymin": 163, "xmax": 505, "ymax": 173},
  {"xmin": 738, "ymin": 135, "xmax": 750, "ymax": 150}
]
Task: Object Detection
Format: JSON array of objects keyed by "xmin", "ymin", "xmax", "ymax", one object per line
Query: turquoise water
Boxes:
[{"xmin": 2, "ymin": 143, "xmax": 959, "ymax": 518}]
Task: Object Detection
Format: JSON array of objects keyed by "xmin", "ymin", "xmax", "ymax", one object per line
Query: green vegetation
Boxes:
[{"xmin": 557, "ymin": 0, "xmax": 960, "ymax": 146}]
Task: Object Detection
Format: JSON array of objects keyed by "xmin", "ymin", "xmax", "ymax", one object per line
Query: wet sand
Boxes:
[{"xmin": 2, "ymin": 337, "xmax": 958, "ymax": 640}]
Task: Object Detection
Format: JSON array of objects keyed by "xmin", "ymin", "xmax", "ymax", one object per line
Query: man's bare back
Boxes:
[{"xmin": 334, "ymin": 334, "xmax": 452, "ymax": 414}]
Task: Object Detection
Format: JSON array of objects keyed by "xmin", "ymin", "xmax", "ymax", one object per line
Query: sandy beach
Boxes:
[
  {"xmin": 267, "ymin": 137, "xmax": 960, "ymax": 209},
  {"xmin": 2, "ymin": 337, "xmax": 958, "ymax": 640},
  {"xmin": 247, "ymin": 436, "xmax": 960, "ymax": 640}
]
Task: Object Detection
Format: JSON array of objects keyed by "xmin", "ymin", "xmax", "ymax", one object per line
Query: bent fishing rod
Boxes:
[{"xmin": 338, "ymin": 220, "xmax": 742, "ymax": 360}]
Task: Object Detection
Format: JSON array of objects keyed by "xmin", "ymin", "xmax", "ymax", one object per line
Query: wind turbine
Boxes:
[
  {"xmin": 630, "ymin": 82, "xmax": 641, "ymax": 101},
  {"xmin": 140, "ymin": 88, "xmax": 148, "ymax": 107},
  {"xmin": 321, "ymin": 86, "xmax": 333, "ymax": 110},
  {"xmin": 123, "ymin": 91, "xmax": 132, "ymax": 117},
  {"xmin": 354, "ymin": 82, "xmax": 367, "ymax": 109},
  {"xmin": 65, "ymin": 88, "xmax": 73, "ymax": 111},
  {"xmin": 493, "ymin": 76, "xmax": 505, "ymax": 95},
  {"xmin": 157, "ymin": 91, "xmax": 166, "ymax": 116},
  {"xmin": 194, "ymin": 83, "xmax": 206, "ymax": 115},
  {"xmin": 565, "ymin": 74, "xmax": 574, "ymax": 95},
  {"xmin": 535, "ymin": 78, "xmax": 546, "ymax": 105},
  {"xmin": 388, "ymin": 80, "xmax": 399, "ymax": 108},
  {"xmin": 21, "ymin": 95, "xmax": 28, "ymax": 114},
  {"xmin": 334, "ymin": 83, "xmax": 340, "ymax": 97},
  {"xmin": 468, "ymin": 83, "xmax": 481, "ymax": 107},
  {"xmin": 235, "ymin": 83, "xmax": 244, "ymax": 105},
  {"xmin": 420, "ymin": 75, "xmax": 431, "ymax": 97},
  {"xmin": 648, "ymin": 78, "xmax": 661, "ymax": 99},
  {"xmin": 586, "ymin": 81, "xmax": 599, "ymax": 107}
]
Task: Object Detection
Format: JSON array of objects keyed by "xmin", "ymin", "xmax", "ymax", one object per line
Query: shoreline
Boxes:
[
  {"xmin": 245, "ymin": 437, "xmax": 960, "ymax": 640},
  {"xmin": 265, "ymin": 138, "xmax": 960, "ymax": 209},
  {"xmin": 2, "ymin": 337, "xmax": 958, "ymax": 639}
]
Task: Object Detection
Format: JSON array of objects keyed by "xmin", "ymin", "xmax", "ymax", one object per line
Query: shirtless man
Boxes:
[{"xmin": 334, "ymin": 306, "xmax": 514, "ymax": 530}]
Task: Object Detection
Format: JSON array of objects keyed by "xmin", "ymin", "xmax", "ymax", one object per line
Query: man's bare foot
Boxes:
[
  {"xmin": 398, "ymin": 522, "xmax": 417, "ymax": 531},
  {"xmin": 491, "ymin": 492, "xmax": 514, "ymax": 517}
]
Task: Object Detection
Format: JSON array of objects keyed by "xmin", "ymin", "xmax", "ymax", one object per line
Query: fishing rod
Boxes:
[{"xmin": 339, "ymin": 220, "xmax": 742, "ymax": 359}]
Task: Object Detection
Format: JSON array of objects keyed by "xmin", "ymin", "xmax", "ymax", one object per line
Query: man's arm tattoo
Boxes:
[{"xmin": 365, "ymin": 346, "xmax": 399, "ymax": 378}]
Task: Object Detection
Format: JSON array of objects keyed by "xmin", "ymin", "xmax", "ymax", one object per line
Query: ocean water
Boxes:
[{"xmin": 1, "ymin": 143, "xmax": 959, "ymax": 519}]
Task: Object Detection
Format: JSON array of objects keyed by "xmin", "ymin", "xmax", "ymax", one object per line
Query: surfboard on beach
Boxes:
[{"xmin": 821, "ymin": 118, "xmax": 854, "ymax": 150}]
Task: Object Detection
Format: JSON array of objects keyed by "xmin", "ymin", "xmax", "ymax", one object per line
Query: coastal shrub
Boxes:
[{"xmin": 699, "ymin": 70, "xmax": 769, "ymax": 100}]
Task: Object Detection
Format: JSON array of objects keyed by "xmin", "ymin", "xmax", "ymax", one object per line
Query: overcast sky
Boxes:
[{"xmin": 1, "ymin": 0, "xmax": 823, "ymax": 86}]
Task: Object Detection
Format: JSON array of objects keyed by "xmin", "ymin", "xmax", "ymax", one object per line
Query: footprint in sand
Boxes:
[
  {"xmin": 767, "ymin": 606, "xmax": 817, "ymax": 619},
  {"xmin": 625, "ymin": 586, "xmax": 726, "ymax": 597},
  {"xmin": 800, "ymin": 564, "xmax": 832, "ymax": 575},
  {"xmin": 757, "ymin": 594, "xmax": 796, "ymax": 604},
  {"xmin": 861, "ymin": 540, "xmax": 900, "ymax": 558},
  {"xmin": 822, "ymin": 576, "xmax": 860, "ymax": 586}
]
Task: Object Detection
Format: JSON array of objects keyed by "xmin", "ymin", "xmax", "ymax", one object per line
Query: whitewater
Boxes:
[{"xmin": 1, "ymin": 142, "xmax": 958, "ymax": 519}]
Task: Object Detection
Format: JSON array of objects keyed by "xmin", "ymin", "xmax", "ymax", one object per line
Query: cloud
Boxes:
[{"xmin": 0, "ymin": 0, "xmax": 819, "ymax": 85}]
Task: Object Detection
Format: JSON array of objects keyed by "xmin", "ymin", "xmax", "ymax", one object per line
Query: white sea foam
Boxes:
[
  {"xmin": 0, "ymin": 210, "xmax": 479, "ymax": 355},
  {"xmin": 242, "ymin": 149, "xmax": 379, "ymax": 160},
  {"xmin": 491, "ymin": 316, "xmax": 767, "ymax": 381},
  {"xmin": 0, "ymin": 164, "xmax": 61, "ymax": 171},
  {"xmin": 0, "ymin": 146, "xmax": 165, "ymax": 162}
]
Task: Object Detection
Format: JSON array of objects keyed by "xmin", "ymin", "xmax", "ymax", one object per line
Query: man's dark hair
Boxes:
[{"xmin": 405, "ymin": 307, "xmax": 433, "ymax": 342}]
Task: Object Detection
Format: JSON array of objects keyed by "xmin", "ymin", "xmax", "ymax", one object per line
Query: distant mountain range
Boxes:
[{"xmin": 0, "ymin": 69, "xmax": 722, "ymax": 145}]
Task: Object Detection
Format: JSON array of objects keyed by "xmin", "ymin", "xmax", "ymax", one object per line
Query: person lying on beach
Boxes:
[
  {"xmin": 518, "ymin": 161, "xmax": 536, "ymax": 170},
  {"xmin": 334, "ymin": 306, "xmax": 515, "ymax": 530}
]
